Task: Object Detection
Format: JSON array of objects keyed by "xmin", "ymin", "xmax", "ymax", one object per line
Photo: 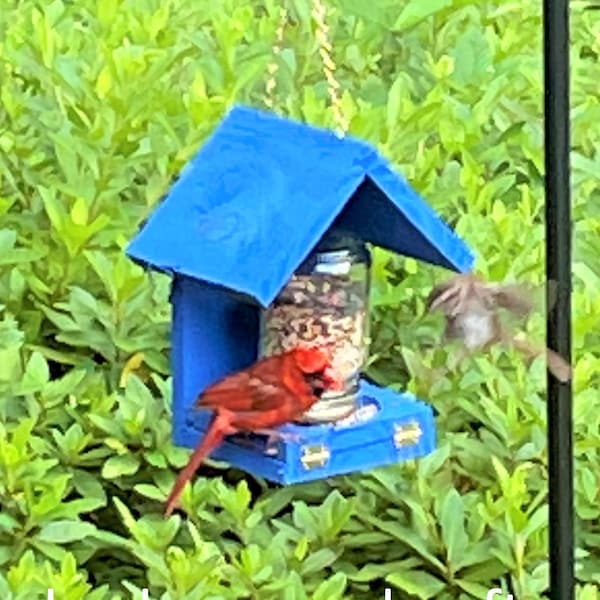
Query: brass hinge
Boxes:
[
  {"xmin": 393, "ymin": 421, "xmax": 423, "ymax": 448},
  {"xmin": 300, "ymin": 444, "xmax": 330, "ymax": 470}
]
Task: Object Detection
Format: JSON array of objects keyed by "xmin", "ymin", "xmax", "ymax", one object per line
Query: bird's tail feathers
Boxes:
[
  {"xmin": 511, "ymin": 337, "xmax": 572, "ymax": 382},
  {"xmin": 164, "ymin": 411, "xmax": 229, "ymax": 517}
]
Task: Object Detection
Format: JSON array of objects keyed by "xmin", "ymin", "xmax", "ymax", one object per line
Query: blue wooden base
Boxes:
[{"xmin": 173, "ymin": 380, "xmax": 436, "ymax": 484}]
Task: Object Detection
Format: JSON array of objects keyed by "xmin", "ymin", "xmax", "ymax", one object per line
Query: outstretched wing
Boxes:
[
  {"xmin": 426, "ymin": 274, "xmax": 482, "ymax": 316},
  {"xmin": 489, "ymin": 283, "xmax": 535, "ymax": 317}
]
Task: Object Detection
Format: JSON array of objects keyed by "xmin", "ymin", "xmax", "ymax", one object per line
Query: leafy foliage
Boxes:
[{"xmin": 0, "ymin": 0, "xmax": 598, "ymax": 598}]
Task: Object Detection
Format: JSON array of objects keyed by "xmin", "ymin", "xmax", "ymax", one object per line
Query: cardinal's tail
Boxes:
[{"xmin": 163, "ymin": 412, "xmax": 229, "ymax": 517}]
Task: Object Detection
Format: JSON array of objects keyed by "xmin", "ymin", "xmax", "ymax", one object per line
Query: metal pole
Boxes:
[{"xmin": 543, "ymin": 0, "xmax": 573, "ymax": 598}]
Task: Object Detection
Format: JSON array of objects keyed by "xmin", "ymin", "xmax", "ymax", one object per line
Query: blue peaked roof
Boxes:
[{"xmin": 126, "ymin": 105, "xmax": 474, "ymax": 306}]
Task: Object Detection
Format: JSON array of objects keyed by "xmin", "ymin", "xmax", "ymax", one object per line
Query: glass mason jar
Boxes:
[{"xmin": 259, "ymin": 231, "xmax": 371, "ymax": 423}]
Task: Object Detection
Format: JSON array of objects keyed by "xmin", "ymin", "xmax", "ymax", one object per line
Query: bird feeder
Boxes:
[
  {"xmin": 260, "ymin": 230, "xmax": 371, "ymax": 423},
  {"xmin": 126, "ymin": 105, "xmax": 474, "ymax": 484}
]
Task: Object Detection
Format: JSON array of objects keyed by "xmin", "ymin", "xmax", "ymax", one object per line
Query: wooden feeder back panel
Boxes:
[
  {"xmin": 170, "ymin": 275, "xmax": 259, "ymax": 435},
  {"xmin": 175, "ymin": 380, "xmax": 436, "ymax": 484}
]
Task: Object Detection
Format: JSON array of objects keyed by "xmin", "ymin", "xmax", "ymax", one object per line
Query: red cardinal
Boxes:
[{"xmin": 164, "ymin": 346, "xmax": 342, "ymax": 517}]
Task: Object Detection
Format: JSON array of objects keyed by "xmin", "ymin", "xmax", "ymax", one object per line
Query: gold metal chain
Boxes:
[
  {"xmin": 263, "ymin": 1, "xmax": 349, "ymax": 136},
  {"xmin": 264, "ymin": 6, "xmax": 288, "ymax": 110},
  {"xmin": 311, "ymin": 0, "xmax": 349, "ymax": 136}
]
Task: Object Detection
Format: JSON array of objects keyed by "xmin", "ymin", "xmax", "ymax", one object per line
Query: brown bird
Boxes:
[
  {"xmin": 426, "ymin": 273, "xmax": 572, "ymax": 382},
  {"xmin": 163, "ymin": 346, "xmax": 343, "ymax": 517}
]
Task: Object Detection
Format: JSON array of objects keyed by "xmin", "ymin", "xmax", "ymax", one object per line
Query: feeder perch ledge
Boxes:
[{"xmin": 126, "ymin": 105, "xmax": 475, "ymax": 484}]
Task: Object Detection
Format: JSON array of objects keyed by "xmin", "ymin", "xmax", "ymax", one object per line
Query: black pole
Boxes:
[{"xmin": 543, "ymin": 0, "xmax": 573, "ymax": 599}]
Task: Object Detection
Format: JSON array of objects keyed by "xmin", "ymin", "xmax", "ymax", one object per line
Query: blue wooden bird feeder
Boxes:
[{"xmin": 126, "ymin": 105, "xmax": 474, "ymax": 484}]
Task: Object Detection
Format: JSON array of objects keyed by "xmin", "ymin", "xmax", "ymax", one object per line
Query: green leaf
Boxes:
[
  {"xmin": 456, "ymin": 579, "xmax": 496, "ymax": 597},
  {"xmin": 20, "ymin": 351, "xmax": 50, "ymax": 392},
  {"xmin": 336, "ymin": 0, "xmax": 398, "ymax": 25},
  {"xmin": 311, "ymin": 573, "xmax": 347, "ymax": 600},
  {"xmin": 393, "ymin": 0, "xmax": 453, "ymax": 31},
  {"xmin": 37, "ymin": 520, "xmax": 97, "ymax": 543},
  {"xmin": 42, "ymin": 367, "xmax": 87, "ymax": 400},
  {"xmin": 134, "ymin": 484, "xmax": 165, "ymax": 501},
  {"xmin": 581, "ymin": 468, "xmax": 598, "ymax": 504},
  {"xmin": 281, "ymin": 572, "xmax": 308, "ymax": 600},
  {"xmin": 365, "ymin": 516, "xmax": 446, "ymax": 572},
  {"xmin": 300, "ymin": 548, "xmax": 339, "ymax": 575},
  {"xmin": 0, "ymin": 513, "xmax": 19, "ymax": 533},
  {"xmin": 71, "ymin": 470, "xmax": 107, "ymax": 505},
  {"xmin": 294, "ymin": 536, "xmax": 309, "ymax": 561},
  {"xmin": 39, "ymin": 186, "xmax": 65, "ymax": 231},
  {"xmin": 70, "ymin": 198, "xmax": 88, "ymax": 226},
  {"xmin": 386, "ymin": 570, "xmax": 446, "ymax": 599},
  {"xmin": 0, "ymin": 229, "xmax": 17, "ymax": 252},
  {"xmin": 349, "ymin": 559, "xmax": 421, "ymax": 583},
  {"xmin": 521, "ymin": 504, "xmax": 547, "ymax": 539},
  {"xmin": 451, "ymin": 26, "xmax": 493, "ymax": 86},
  {"xmin": 386, "ymin": 74, "xmax": 404, "ymax": 131},
  {"xmin": 439, "ymin": 488, "xmax": 469, "ymax": 570},
  {"xmin": 96, "ymin": 0, "xmax": 118, "ymax": 28},
  {"xmin": 101, "ymin": 454, "xmax": 140, "ymax": 478}
]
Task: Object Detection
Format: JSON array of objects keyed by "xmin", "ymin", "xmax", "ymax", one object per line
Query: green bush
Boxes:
[{"xmin": 1, "ymin": 0, "xmax": 599, "ymax": 598}]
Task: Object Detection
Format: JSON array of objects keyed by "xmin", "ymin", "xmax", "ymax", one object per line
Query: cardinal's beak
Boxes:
[{"xmin": 323, "ymin": 367, "xmax": 345, "ymax": 391}]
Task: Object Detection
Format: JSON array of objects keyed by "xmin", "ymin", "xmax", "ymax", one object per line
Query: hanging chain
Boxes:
[
  {"xmin": 263, "ymin": 1, "xmax": 349, "ymax": 136},
  {"xmin": 311, "ymin": 0, "xmax": 349, "ymax": 136},
  {"xmin": 264, "ymin": 6, "xmax": 288, "ymax": 110}
]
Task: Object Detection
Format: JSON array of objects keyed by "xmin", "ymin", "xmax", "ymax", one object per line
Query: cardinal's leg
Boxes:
[{"xmin": 254, "ymin": 428, "xmax": 303, "ymax": 455}]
